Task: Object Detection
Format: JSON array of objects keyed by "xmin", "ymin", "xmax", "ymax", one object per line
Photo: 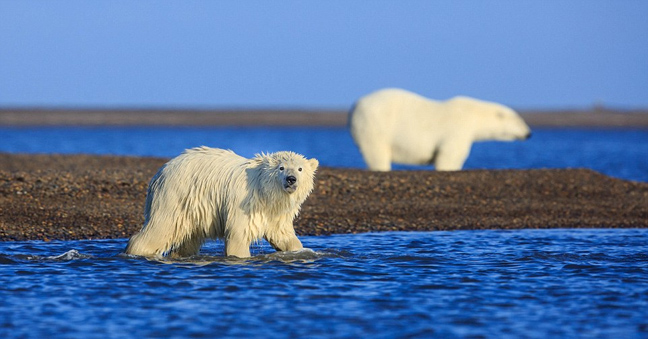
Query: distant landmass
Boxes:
[{"xmin": 1, "ymin": 108, "xmax": 648, "ymax": 128}]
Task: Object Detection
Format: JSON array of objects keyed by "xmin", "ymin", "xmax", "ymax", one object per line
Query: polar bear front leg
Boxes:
[
  {"xmin": 266, "ymin": 233, "xmax": 304, "ymax": 252},
  {"xmin": 435, "ymin": 138, "xmax": 473, "ymax": 171},
  {"xmin": 265, "ymin": 218, "xmax": 304, "ymax": 252}
]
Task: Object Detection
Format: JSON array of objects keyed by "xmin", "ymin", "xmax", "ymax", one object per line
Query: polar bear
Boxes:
[
  {"xmin": 124, "ymin": 147, "xmax": 319, "ymax": 258},
  {"xmin": 349, "ymin": 88, "xmax": 531, "ymax": 171}
]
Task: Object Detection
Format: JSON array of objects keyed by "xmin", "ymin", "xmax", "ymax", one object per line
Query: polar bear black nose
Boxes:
[{"xmin": 286, "ymin": 176, "xmax": 297, "ymax": 185}]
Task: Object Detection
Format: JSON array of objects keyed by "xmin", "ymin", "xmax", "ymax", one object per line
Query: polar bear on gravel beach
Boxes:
[
  {"xmin": 125, "ymin": 147, "xmax": 319, "ymax": 258},
  {"xmin": 349, "ymin": 88, "xmax": 531, "ymax": 171}
]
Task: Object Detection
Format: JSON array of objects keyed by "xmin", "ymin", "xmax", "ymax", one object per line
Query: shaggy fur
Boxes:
[
  {"xmin": 349, "ymin": 88, "xmax": 531, "ymax": 171},
  {"xmin": 124, "ymin": 147, "xmax": 318, "ymax": 258}
]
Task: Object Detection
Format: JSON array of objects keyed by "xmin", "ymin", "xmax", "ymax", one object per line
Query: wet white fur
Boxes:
[
  {"xmin": 125, "ymin": 147, "xmax": 318, "ymax": 258},
  {"xmin": 349, "ymin": 88, "xmax": 531, "ymax": 171}
]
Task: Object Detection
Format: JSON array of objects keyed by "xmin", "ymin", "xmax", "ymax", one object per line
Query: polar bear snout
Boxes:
[
  {"xmin": 286, "ymin": 175, "xmax": 297, "ymax": 185},
  {"xmin": 283, "ymin": 175, "xmax": 298, "ymax": 193},
  {"xmin": 513, "ymin": 124, "xmax": 532, "ymax": 141}
]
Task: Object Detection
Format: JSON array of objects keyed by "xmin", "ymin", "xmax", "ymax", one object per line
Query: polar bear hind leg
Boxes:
[
  {"xmin": 357, "ymin": 139, "xmax": 392, "ymax": 171},
  {"xmin": 225, "ymin": 239, "xmax": 251, "ymax": 258},
  {"xmin": 125, "ymin": 226, "xmax": 175, "ymax": 257},
  {"xmin": 170, "ymin": 233, "xmax": 205, "ymax": 258}
]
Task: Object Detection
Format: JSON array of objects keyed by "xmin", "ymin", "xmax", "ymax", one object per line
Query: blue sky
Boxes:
[{"xmin": 1, "ymin": 1, "xmax": 647, "ymax": 109}]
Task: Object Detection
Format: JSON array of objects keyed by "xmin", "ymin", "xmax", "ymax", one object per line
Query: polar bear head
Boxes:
[
  {"xmin": 450, "ymin": 97, "xmax": 531, "ymax": 142},
  {"xmin": 256, "ymin": 151, "xmax": 319, "ymax": 196}
]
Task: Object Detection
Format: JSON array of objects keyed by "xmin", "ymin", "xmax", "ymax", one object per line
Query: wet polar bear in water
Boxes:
[
  {"xmin": 349, "ymin": 88, "xmax": 531, "ymax": 171},
  {"xmin": 125, "ymin": 147, "xmax": 319, "ymax": 258}
]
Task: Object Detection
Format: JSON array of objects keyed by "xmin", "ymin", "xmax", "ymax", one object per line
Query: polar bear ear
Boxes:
[{"xmin": 308, "ymin": 158, "xmax": 319, "ymax": 171}]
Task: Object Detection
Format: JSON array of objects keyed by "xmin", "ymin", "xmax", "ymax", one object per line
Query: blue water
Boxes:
[
  {"xmin": 1, "ymin": 229, "xmax": 647, "ymax": 338},
  {"xmin": 1, "ymin": 127, "xmax": 647, "ymax": 337},
  {"xmin": 1, "ymin": 127, "xmax": 647, "ymax": 181}
]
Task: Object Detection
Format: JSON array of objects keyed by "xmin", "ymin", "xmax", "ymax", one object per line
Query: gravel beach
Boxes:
[{"xmin": 1, "ymin": 153, "xmax": 646, "ymax": 241}]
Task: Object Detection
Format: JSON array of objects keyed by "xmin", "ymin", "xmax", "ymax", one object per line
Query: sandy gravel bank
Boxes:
[{"xmin": 1, "ymin": 153, "xmax": 646, "ymax": 241}]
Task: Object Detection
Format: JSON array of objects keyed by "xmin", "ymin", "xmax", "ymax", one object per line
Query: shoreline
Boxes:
[
  {"xmin": 2, "ymin": 108, "xmax": 648, "ymax": 128},
  {"xmin": 1, "ymin": 153, "xmax": 646, "ymax": 242}
]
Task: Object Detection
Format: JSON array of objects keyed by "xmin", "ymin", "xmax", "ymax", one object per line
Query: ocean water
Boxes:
[
  {"xmin": 1, "ymin": 229, "xmax": 647, "ymax": 338},
  {"xmin": 1, "ymin": 127, "xmax": 647, "ymax": 338},
  {"xmin": 0, "ymin": 126, "xmax": 647, "ymax": 182}
]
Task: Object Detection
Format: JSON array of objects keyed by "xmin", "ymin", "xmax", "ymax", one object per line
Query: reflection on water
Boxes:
[
  {"xmin": 1, "ymin": 229, "xmax": 647, "ymax": 338},
  {"xmin": 145, "ymin": 248, "xmax": 350, "ymax": 266}
]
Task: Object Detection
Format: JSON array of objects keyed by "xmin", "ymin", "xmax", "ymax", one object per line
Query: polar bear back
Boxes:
[
  {"xmin": 351, "ymin": 88, "xmax": 490, "ymax": 140},
  {"xmin": 143, "ymin": 147, "xmax": 249, "ymax": 241},
  {"xmin": 349, "ymin": 88, "xmax": 531, "ymax": 171},
  {"xmin": 350, "ymin": 88, "xmax": 452, "ymax": 167}
]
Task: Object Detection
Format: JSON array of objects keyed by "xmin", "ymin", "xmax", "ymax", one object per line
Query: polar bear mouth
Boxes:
[{"xmin": 283, "ymin": 184, "xmax": 297, "ymax": 193}]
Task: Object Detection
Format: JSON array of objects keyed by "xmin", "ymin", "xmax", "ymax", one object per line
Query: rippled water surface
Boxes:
[{"xmin": 1, "ymin": 229, "xmax": 647, "ymax": 338}]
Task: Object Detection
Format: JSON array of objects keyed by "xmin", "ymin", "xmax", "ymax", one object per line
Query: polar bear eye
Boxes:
[
  {"xmin": 279, "ymin": 166, "xmax": 284, "ymax": 171},
  {"xmin": 298, "ymin": 167, "xmax": 302, "ymax": 172}
]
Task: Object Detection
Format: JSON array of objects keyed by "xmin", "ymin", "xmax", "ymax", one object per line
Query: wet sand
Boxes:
[{"xmin": 1, "ymin": 153, "xmax": 646, "ymax": 241}]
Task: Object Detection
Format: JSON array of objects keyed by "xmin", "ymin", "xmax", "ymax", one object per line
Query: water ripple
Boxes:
[{"xmin": 0, "ymin": 229, "xmax": 647, "ymax": 338}]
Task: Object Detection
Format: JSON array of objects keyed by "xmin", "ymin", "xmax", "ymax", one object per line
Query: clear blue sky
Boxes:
[{"xmin": 1, "ymin": 0, "xmax": 647, "ymax": 109}]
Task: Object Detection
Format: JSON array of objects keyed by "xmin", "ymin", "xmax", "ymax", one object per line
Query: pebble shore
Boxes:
[{"xmin": 1, "ymin": 153, "xmax": 646, "ymax": 241}]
